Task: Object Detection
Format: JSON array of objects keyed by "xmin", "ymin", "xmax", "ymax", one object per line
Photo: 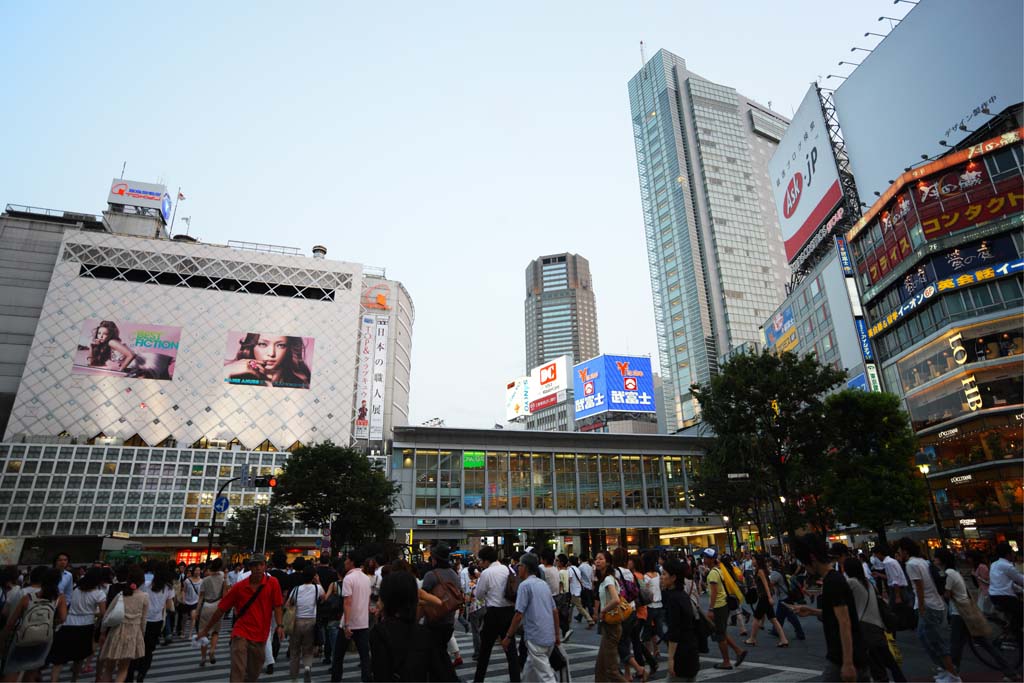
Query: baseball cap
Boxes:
[
  {"xmin": 700, "ymin": 547, "xmax": 718, "ymax": 560},
  {"xmin": 247, "ymin": 556, "xmax": 266, "ymax": 566}
]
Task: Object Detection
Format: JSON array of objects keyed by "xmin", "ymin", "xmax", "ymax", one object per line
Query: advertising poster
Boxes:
[
  {"xmin": 354, "ymin": 316, "xmax": 374, "ymax": 439},
  {"xmin": 505, "ymin": 376, "xmax": 531, "ymax": 420},
  {"xmin": 529, "ymin": 355, "xmax": 569, "ymax": 403},
  {"xmin": 573, "ymin": 354, "xmax": 655, "ymax": 420},
  {"xmin": 223, "ymin": 331, "xmax": 314, "ymax": 389},
  {"xmin": 73, "ymin": 319, "xmax": 181, "ymax": 380},
  {"xmin": 369, "ymin": 317, "xmax": 389, "ymax": 441},
  {"xmin": 764, "ymin": 308, "xmax": 795, "ymax": 348}
]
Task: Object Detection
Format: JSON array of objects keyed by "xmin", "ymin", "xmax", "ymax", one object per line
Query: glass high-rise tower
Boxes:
[
  {"xmin": 524, "ymin": 253, "xmax": 599, "ymax": 372},
  {"xmin": 628, "ymin": 49, "xmax": 791, "ymax": 431}
]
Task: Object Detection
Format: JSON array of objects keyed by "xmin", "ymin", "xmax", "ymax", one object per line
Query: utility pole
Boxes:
[{"xmin": 206, "ymin": 476, "xmax": 240, "ymax": 563}]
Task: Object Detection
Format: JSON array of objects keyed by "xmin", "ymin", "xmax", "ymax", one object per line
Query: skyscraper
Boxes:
[
  {"xmin": 628, "ymin": 49, "xmax": 791, "ymax": 431},
  {"xmin": 524, "ymin": 253, "xmax": 599, "ymax": 371}
]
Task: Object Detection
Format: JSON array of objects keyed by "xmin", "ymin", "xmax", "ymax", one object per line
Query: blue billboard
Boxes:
[
  {"xmin": 573, "ymin": 354, "xmax": 656, "ymax": 420},
  {"xmin": 854, "ymin": 317, "xmax": 874, "ymax": 362},
  {"xmin": 764, "ymin": 308, "xmax": 795, "ymax": 348}
]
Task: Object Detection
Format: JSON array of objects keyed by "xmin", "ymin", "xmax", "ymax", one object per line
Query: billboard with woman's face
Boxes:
[
  {"xmin": 72, "ymin": 319, "xmax": 181, "ymax": 380},
  {"xmin": 223, "ymin": 331, "xmax": 315, "ymax": 390}
]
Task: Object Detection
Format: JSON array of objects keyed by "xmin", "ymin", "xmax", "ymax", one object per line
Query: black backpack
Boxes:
[{"xmin": 503, "ymin": 565, "xmax": 520, "ymax": 603}]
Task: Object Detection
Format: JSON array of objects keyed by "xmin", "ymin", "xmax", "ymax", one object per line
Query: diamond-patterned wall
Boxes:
[{"xmin": 5, "ymin": 231, "xmax": 363, "ymax": 449}]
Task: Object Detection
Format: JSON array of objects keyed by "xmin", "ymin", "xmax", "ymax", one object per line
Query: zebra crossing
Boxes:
[{"xmin": 51, "ymin": 621, "xmax": 821, "ymax": 682}]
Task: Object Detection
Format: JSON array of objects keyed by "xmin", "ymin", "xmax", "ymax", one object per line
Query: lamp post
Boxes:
[{"xmin": 914, "ymin": 452, "xmax": 946, "ymax": 546}]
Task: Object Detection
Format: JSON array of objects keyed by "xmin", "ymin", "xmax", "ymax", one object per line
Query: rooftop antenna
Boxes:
[
  {"xmin": 120, "ymin": 161, "xmax": 126, "ymax": 179},
  {"xmin": 181, "ymin": 216, "xmax": 191, "ymax": 236},
  {"xmin": 640, "ymin": 40, "xmax": 647, "ymax": 68}
]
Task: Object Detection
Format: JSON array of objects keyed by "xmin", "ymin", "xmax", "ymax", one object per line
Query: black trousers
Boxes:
[
  {"xmin": 425, "ymin": 622, "xmax": 459, "ymax": 682},
  {"xmin": 473, "ymin": 605, "xmax": 521, "ymax": 683},
  {"xmin": 129, "ymin": 620, "xmax": 164, "ymax": 681},
  {"xmin": 330, "ymin": 627, "xmax": 371, "ymax": 682}
]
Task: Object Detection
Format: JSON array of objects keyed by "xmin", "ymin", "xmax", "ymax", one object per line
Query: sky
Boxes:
[{"xmin": 0, "ymin": 1, "xmax": 911, "ymax": 428}]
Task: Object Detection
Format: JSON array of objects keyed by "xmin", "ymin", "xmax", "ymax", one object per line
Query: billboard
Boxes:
[
  {"xmin": 107, "ymin": 178, "xmax": 172, "ymax": 222},
  {"xmin": 505, "ymin": 376, "xmax": 531, "ymax": 420},
  {"xmin": 354, "ymin": 316, "xmax": 374, "ymax": 438},
  {"xmin": 768, "ymin": 86, "xmax": 844, "ymax": 264},
  {"xmin": 529, "ymin": 355, "xmax": 569, "ymax": 404},
  {"xmin": 573, "ymin": 354, "xmax": 655, "ymax": 420},
  {"xmin": 833, "ymin": 0, "xmax": 1023, "ymax": 200},
  {"xmin": 223, "ymin": 331, "xmax": 315, "ymax": 389},
  {"xmin": 73, "ymin": 319, "xmax": 181, "ymax": 381},
  {"xmin": 369, "ymin": 317, "xmax": 389, "ymax": 441},
  {"xmin": 764, "ymin": 308, "xmax": 795, "ymax": 348}
]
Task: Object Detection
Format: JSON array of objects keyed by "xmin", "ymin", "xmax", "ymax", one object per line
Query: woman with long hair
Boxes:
[
  {"xmin": 593, "ymin": 551, "xmax": 627, "ymax": 682},
  {"xmin": 194, "ymin": 558, "xmax": 225, "ymax": 668},
  {"xmin": 1, "ymin": 568, "xmax": 67, "ymax": 682},
  {"xmin": 286, "ymin": 566, "xmax": 323, "ymax": 682},
  {"xmin": 98, "ymin": 566, "xmax": 148, "ymax": 683},
  {"xmin": 224, "ymin": 333, "xmax": 311, "ymax": 389},
  {"xmin": 176, "ymin": 565, "xmax": 201, "ymax": 639},
  {"xmin": 48, "ymin": 567, "xmax": 107, "ymax": 682},
  {"xmin": 966, "ymin": 550, "xmax": 993, "ymax": 615},
  {"xmin": 87, "ymin": 321, "xmax": 136, "ymax": 372},
  {"xmin": 844, "ymin": 557, "xmax": 905, "ymax": 682},
  {"xmin": 718, "ymin": 555, "xmax": 750, "ymax": 637},
  {"xmin": 130, "ymin": 568, "xmax": 174, "ymax": 682},
  {"xmin": 743, "ymin": 554, "xmax": 790, "ymax": 648},
  {"xmin": 369, "ymin": 571, "xmax": 448, "ymax": 682},
  {"xmin": 640, "ymin": 551, "xmax": 665, "ymax": 665},
  {"xmin": 612, "ymin": 548, "xmax": 648, "ymax": 681},
  {"xmin": 661, "ymin": 559, "xmax": 700, "ymax": 682}
]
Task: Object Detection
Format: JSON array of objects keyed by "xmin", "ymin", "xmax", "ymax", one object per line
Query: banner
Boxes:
[
  {"xmin": 354, "ymin": 316, "xmax": 374, "ymax": 439},
  {"xmin": 72, "ymin": 319, "xmax": 181, "ymax": 381},
  {"xmin": 369, "ymin": 317, "xmax": 389, "ymax": 441},
  {"xmin": 223, "ymin": 331, "xmax": 314, "ymax": 389}
]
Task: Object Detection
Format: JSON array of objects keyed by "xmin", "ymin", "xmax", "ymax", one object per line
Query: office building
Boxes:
[
  {"xmin": 628, "ymin": 49, "xmax": 790, "ymax": 431},
  {"xmin": 524, "ymin": 253, "xmax": 599, "ymax": 372}
]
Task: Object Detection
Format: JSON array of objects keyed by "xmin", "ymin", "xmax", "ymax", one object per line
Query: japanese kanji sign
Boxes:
[
  {"xmin": 572, "ymin": 354, "xmax": 655, "ymax": 420},
  {"xmin": 368, "ymin": 316, "xmax": 389, "ymax": 441}
]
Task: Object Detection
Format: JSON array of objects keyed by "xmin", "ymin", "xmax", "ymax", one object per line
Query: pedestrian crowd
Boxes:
[{"xmin": 0, "ymin": 538, "xmax": 1020, "ymax": 682}]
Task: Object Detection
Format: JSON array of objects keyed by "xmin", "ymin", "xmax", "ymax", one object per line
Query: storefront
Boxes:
[{"xmin": 925, "ymin": 462, "xmax": 1023, "ymax": 551}]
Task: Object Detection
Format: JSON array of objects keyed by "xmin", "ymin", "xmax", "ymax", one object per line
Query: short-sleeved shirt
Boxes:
[
  {"xmin": 142, "ymin": 584, "xmax": 174, "ymax": 623},
  {"xmin": 944, "ymin": 568, "xmax": 969, "ymax": 616},
  {"xmin": 289, "ymin": 583, "xmax": 324, "ymax": 620},
  {"xmin": 706, "ymin": 567, "xmax": 727, "ymax": 609},
  {"xmin": 341, "ymin": 568, "xmax": 372, "ymax": 630},
  {"xmin": 579, "ymin": 562, "xmax": 594, "ymax": 588},
  {"xmin": 66, "ymin": 587, "xmax": 106, "ymax": 626},
  {"xmin": 821, "ymin": 569, "xmax": 867, "ymax": 667},
  {"xmin": 421, "ymin": 567, "xmax": 461, "ymax": 625},
  {"xmin": 642, "ymin": 573, "xmax": 662, "ymax": 608},
  {"xmin": 567, "ymin": 566, "xmax": 584, "ymax": 597},
  {"xmin": 543, "ymin": 566, "xmax": 560, "ymax": 595},
  {"xmin": 200, "ymin": 573, "xmax": 226, "ymax": 603},
  {"xmin": 219, "ymin": 574, "xmax": 284, "ymax": 643},
  {"xmin": 882, "ymin": 556, "xmax": 907, "ymax": 587},
  {"xmin": 769, "ymin": 570, "xmax": 789, "ymax": 600},
  {"xmin": 515, "ymin": 575, "xmax": 556, "ymax": 647},
  {"xmin": 905, "ymin": 557, "xmax": 944, "ymax": 611},
  {"xmin": 598, "ymin": 575, "xmax": 617, "ymax": 611}
]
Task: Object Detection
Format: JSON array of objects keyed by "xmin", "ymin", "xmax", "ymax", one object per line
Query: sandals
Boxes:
[
  {"xmin": 777, "ymin": 642, "xmax": 790, "ymax": 648},
  {"xmin": 714, "ymin": 663, "xmax": 734, "ymax": 670},
  {"xmin": 744, "ymin": 639, "xmax": 757, "ymax": 646},
  {"xmin": 736, "ymin": 650, "xmax": 748, "ymax": 666}
]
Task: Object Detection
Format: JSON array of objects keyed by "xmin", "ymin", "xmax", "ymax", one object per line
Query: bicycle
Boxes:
[{"xmin": 968, "ymin": 610, "xmax": 1022, "ymax": 675}]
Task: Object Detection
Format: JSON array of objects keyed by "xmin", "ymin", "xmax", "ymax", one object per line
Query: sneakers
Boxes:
[
  {"xmin": 563, "ymin": 629, "xmax": 574, "ymax": 642},
  {"xmin": 303, "ymin": 666, "xmax": 312, "ymax": 683},
  {"xmin": 934, "ymin": 672, "xmax": 962, "ymax": 683}
]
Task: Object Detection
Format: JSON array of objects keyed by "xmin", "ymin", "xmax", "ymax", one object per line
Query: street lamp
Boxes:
[{"xmin": 914, "ymin": 451, "xmax": 946, "ymax": 545}]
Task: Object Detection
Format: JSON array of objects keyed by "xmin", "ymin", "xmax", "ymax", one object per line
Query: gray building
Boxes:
[
  {"xmin": 524, "ymin": 253, "xmax": 599, "ymax": 372},
  {"xmin": 628, "ymin": 50, "xmax": 790, "ymax": 431}
]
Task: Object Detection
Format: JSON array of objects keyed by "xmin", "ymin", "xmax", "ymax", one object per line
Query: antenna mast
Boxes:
[{"xmin": 640, "ymin": 40, "xmax": 647, "ymax": 68}]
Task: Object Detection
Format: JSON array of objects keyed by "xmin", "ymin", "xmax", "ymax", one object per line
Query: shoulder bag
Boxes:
[
  {"xmin": 102, "ymin": 592, "xmax": 125, "ymax": 630},
  {"xmin": 502, "ymin": 566, "xmax": 520, "ymax": 604},
  {"xmin": 601, "ymin": 578, "xmax": 634, "ymax": 625},
  {"xmin": 282, "ymin": 587, "xmax": 298, "ymax": 635},
  {"xmin": 422, "ymin": 570, "xmax": 463, "ymax": 622}
]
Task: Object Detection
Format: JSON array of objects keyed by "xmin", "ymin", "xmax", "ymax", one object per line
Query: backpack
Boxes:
[
  {"xmin": 503, "ymin": 565, "xmax": 520, "ymax": 604},
  {"xmin": 615, "ymin": 568, "xmax": 640, "ymax": 604},
  {"xmin": 15, "ymin": 595, "xmax": 56, "ymax": 648},
  {"xmin": 422, "ymin": 570, "xmax": 463, "ymax": 622}
]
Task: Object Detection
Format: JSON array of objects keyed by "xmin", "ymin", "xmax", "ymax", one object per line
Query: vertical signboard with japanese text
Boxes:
[
  {"xmin": 354, "ymin": 316, "xmax": 374, "ymax": 439},
  {"xmin": 369, "ymin": 317, "xmax": 389, "ymax": 441}
]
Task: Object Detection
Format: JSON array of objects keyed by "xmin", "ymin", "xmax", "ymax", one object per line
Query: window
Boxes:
[
  {"xmin": 600, "ymin": 455, "xmax": 621, "ymax": 510},
  {"xmin": 577, "ymin": 455, "xmax": 600, "ymax": 511},
  {"xmin": 414, "ymin": 449, "xmax": 438, "ymax": 511},
  {"xmin": 643, "ymin": 456, "xmax": 665, "ymax": 510},
  {"xmin": 554, "ymin": 453, "xmax": 576, "ymax": 511},
  {"xmin": 665, "ymin": 457, "xmax": 687, "ymax": 510},
  {"xmin": 463, "ymin": 451, "xmax": 485, "ymax": 511},
  {"xmin": 622, "ymin": 456, "xmax": 644, "ymax": 510},
  {"xmin": 438, "ymin": 451, "xmax": 461, "ymax": 511},
  {"xmin": 509, "ymin": 452, "xmax": 530, "ymax": 510},
  {"xmin": 532, "ymin": 453, "xmax": 552, "ymax": 510}
]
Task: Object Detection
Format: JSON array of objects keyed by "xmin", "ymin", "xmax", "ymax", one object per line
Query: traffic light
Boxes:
[
  {"xmin": 190, "ymin": 525, "xmax": 201, "ymax": 543},
  {"xmin": 253, "ymin": 475, "xmax": 278, "ymax": 488}
]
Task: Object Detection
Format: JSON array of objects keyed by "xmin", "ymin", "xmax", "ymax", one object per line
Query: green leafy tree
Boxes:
[
  {"xmin": 273, "ymin": 442, "xmax": 400, "ymax": 550},
  {"xmin": 691, "ymin": 349, "xmax": 846, "ymax": 538},
  {"xmin": 822, "ymin": 390, "xmax": 927, "ymax": 545},
  {"xmin": 221, "ymin": 504, "xmax": 291, "ymax": 554}
]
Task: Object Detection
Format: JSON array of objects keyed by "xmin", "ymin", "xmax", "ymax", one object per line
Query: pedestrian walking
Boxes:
[
  {"xmin": 47, "ymin": 567, "xmax": 107, "ymax": 682},
  {"xmin": 661, "ymin": 559, "xmax": 699, "ymax": 683},
  {"xmin": 987, "ymin": 541, "xmax": 1023, "ymax": 653},
  {"xmin": 743, "ymin": 554, "xmax": 791, "ymax": 648},
  {"xmin": 768, "ymin": 558, "xmax": 805, "ymax": 640},
  {"xmin": 1, "ymin": 568, "xmax": 67, "ymax": 683},
  {"xmin": 420, "ymin": 542, "xmax": 463, "ymax": 682},
  {"xmin": 501, "ymin": 553, "xmax": 560, "ymax": 683},
  {"xmin": 592, "ymin": 550, "xmax": 626, "ymax": 683},
  {"xmin": 554, "ymin": 554, "xmax": 574, "ymax": 642},
  {"xmin": 896, "ymin": 537, "xmax": 961, "ymax": 682},
  {"xmin": 370, "ymin": 570, "xmax": 450, "ymax": 681},
  {"xmin": 54, "ymin": 553, "xmax": 74, "ymax": 604},
  {"xmin": 96, "ymin": 566, "xmax": 147, "ymax": 683},
  {"xmin": 466, "ymin": 567, "xmax": 485, "ymax": 660},
  {"xmin": 933, "ymin": 548, "xmax": 1015, "ymax": 681},
  {"xmin": 790, "ymin": 533, "xmax": 870, "ymax": 683},
  {"xmin": 326, "ymin": 550, "xmax": 373, "ymax": 683},
  {"xmin": 473, "ymin": 546, "xmax": 521, "ymax": 683},
  {"xmin": 843, "ymin": 557, "xmax": 906, "ymax": 682},
  {"xmin": 611, "ymin": 548, "xmax": 648, "ymax": 680},
  {"xmin": 195, "ymin": 558, "xmax": 226, "ymax": 668},
  {"xmin": 129, "ymin": 567, "xmax": 174, "ymax": 682},
  {"xmin": 285, "ymin": 565, "xmax": 323, "ymax": 683},
  {"xmin": 577, "ymin": 555, "xmax": 594, "ymax": 625},
  {"xmin": 176, "ymin": 565, "xmax": 201, "ymax": 638},
  {"xmin": 195, "ymin": 556, "xmax": 285, "ymax": 683},
  {"xmin": 640, "ymin": 551, "xmax": 665, "ymax": 666},
  {"xmin": 700, "ymin": 548, "xmax": 747, "ymax": 671},
  {"xmin": 566, "ymin": 556, "xmax": 595, "ymax": 630}
]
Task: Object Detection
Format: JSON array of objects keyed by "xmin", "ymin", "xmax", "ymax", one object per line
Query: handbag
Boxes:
[
  {"xmin": 603, "ymin": 596, "xmax": 634, "ymax": 625},
  {"xmin": 282, "ymin": 587, "xmax": 298, "ymax": 635},
  {"xmin": 101, "ymin": 593, "xmax": 125, "ymax": 630}
]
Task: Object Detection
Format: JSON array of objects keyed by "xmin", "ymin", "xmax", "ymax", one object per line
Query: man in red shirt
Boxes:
[{"xmin": 197, "ymin": 557, "xmax": 284, "ymax": 682}]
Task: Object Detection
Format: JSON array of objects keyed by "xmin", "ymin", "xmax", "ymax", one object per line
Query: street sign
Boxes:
[
  {"xmin": 314, "ymin": 539, "xmax": 322, "ymax": 548},
  {"xmin": 727, "ymin": 473, "xmax": 749, "ymax": 480},
  {"xmin": 213, "ymin": 496, "xmax": 230, "ymax": 513}
]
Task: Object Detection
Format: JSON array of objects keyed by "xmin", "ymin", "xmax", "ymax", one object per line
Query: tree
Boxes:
[
  {"xmin": 691, "ymin": 349, "xmax": 847, "ymax": 539},
  {"xmin": 821, "ymin": 390, "xmax": 927, "ymax": 545},
  {"xmin": 273, "ymin": 442, "xmax": 400, "ymax": 550},
  {"xmin": 221, "ymin": 504, "xmax": 291, "ymax": 554}
]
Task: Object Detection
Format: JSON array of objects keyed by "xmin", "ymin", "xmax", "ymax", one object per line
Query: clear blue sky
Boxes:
[{"xmin": 1, "ymin": 1, "xmax": 908, "ymax": 427}]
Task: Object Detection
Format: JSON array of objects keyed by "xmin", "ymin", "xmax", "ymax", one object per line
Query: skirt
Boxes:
[
  {"xmin": 48, "ymin": 624, "xmax": 96, "ymax": 664},
  {"xmin": 197, "ymin": 602, "xmax": 222, "ymax": 632},
  {"xmin": 4, "ymin": 640, "xmax": 52, "ymax": 674},
  {"xmin": 99, "ymin": 620, "xmax": 146, "ymax": 661}
]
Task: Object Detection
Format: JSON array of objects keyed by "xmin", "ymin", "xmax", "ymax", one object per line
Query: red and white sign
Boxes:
[
  {"xmin": 529, "ymin": 355, "xmax": 568, "ymax": 402},
  {"xmin": 539, "ymin": 362, "xmax": 558, "ymax": 385},
  {"xmin": 769, "ymin": 86, "xmax": 844, "ymax": 264},
  {"xmin": 528, "ymin": 393, "xmax": 559, "ymax": 413},
  {"xmin": 623, "ymin": 377, "xmax": 638, "ymax": 391},
  {"xmin": 583, "ymin": 380, "xmax": 595, "ymax": 397}
]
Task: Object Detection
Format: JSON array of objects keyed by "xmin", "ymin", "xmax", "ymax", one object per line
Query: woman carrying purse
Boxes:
[{"xmin": 593, "ymin": 551, "xmax": 627, "ymax": 683}]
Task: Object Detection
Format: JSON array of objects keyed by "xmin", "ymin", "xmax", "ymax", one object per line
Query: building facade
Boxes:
[
  {"xmin": 628, "ymin": 49, "xmax": 790, "ymax": 430},
  {"xmin": 524, "ymin": 253, "xmax": 599, "ymax": 372},
  {"xmin": 390, "ymin": 426, "xmax": 723, "ymax": 558},
  {"xmin": 846, "ymin": 114, "xmax": 1023, "ymax": 550}
]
